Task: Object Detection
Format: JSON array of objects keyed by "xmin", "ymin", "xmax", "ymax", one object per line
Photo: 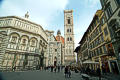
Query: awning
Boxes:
[{"xmin": 83, "ymin": 60, "xmax": 99, "ymax": 64}]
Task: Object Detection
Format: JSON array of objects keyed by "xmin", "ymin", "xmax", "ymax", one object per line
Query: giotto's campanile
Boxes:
[{"xmin": 64, "ymin": 10, "xmax": 75, "ymax": 65}]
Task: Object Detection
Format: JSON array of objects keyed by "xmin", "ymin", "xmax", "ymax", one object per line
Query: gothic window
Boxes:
[
  {"xmin": 55, "ymin": 49, "xmax": 57, "ymax": 52},
  {"xmin": 67, "ymin": 18, "xmax": 71, "ymax": 24},
  {"xmin": 67, "ymin": 29, "xmax": 69, "ymax": 33},
  {"xmin": 67, "ymin": 37, "xmax": 69, "ymax": 41},
  {"xmin": 70, "ymin": 29, "xmax": 71, "ymax": 32}
]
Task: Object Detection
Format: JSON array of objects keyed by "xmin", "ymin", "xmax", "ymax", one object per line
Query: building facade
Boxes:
[
  {"xmin": 55, "ymin": 30, "xmax": 65, "ymax": 65},
  {"xmin": 64, "ymin": 10, "xmax": 75, "ymax": 65},
  {"xmin": 46, "ymin": 30, "xmax": 64, "ymax": 66},
  {"xmin": 100, "ymin": 0, "xmax": 120, "ymax": 74},
  {"xmin": 0, "ymin": 15, "xmax": 48, "ymax": 71},
  {"xmin": 75, "ymin": 9, "xmax": 120, "ymax": 74}
]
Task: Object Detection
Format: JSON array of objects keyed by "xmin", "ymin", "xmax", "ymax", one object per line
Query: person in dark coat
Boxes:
[
  {"xmin": 68, "ymin": 66, "xmax": 71, "ymax": 78},
  {"xmin": 102, "ymin": 65, "xmax": 106, "ymax": 75},
  {"xmin": 12, "ymin": 66, "xmax": 16, "ymax": 71},
  {"xmin": 86, "ymin": 66, "xmax": 91, "ymax": 75},
  {"xmin": 64, "ymin": 66, "xmax": 68, "ymax": 78},
  {"xmin": 58, "ymin": 66, "xmax": 60, "ymax": 72},
  {"xmin": 51, "ymin": 66, "xmax": 53, "ymax": 72},
  {"xmin": 54, "ymin": 66, "xmax": 56, "ymax": 72},
  {"xmin": 96, "ymin": 67, "xmax": 101, "ymax": 80}
]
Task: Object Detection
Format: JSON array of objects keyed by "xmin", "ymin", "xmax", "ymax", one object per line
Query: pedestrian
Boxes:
[
  {"xmin": 86, "ymin": 66, "xmax": 91, "ymax": 75},
  {"xmin": 68, "ymin": 66, "xmax": 71, "ymax": 78},
  {"xmin": 96, "ymin": 66, "xmax": 101, "ymax": 80},
  {"xmin": 64, "ymin": 66, "xmax": 68, "ymax": 78},
  {"xmin": 12, "ymin": 66, "xmax": 16, "ymax": 72},
  {"xmin": 54, "ymin": 66, "xmax": 56, "ymax": 72},
  {"xmin": 102, "ymin": 65, "xmax": 106, "ymax": 75},
  {"xmin": 58, "ymin": 66, "xmax": 60, "ymax": 72},
  {"xmin": 51, "ymin": 66, "xmax": 53, "ymax": 72}
]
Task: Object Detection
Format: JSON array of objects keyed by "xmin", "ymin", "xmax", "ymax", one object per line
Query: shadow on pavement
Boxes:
[{"xmin": 0, "ymin": 72, "xmax": 4, "ymax": 80}]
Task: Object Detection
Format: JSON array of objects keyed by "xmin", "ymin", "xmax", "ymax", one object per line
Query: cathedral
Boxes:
[{"xmin": 46, "ymin": 10, "xmax": 75, "ymax": 66}]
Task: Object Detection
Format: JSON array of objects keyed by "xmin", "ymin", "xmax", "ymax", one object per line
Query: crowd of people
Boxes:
[
  {"xmin": 64, "ymin": 66, "xmax": 71, "ymax": 78},
  {"xmin": 44, "ymin": 65, "xmax": 72, "ymax": 78},
  {"xmin": 43, "ymin": 65, "xmax": 64, "ymax": 72}
]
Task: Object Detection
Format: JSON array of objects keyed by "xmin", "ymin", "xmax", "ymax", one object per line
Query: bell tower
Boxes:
[{"xmin": 64, "ymin": 10, "xmax": 75, "ymax": 65}]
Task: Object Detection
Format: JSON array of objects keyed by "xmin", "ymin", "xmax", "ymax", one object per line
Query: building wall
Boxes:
[
  {"xmin": 100, "ymin": 0, "xmax": 120, "ymax": 73},
  {"xmin": 0, "ymin": 16, "xmax": 47, "ymax": 70},
  {"xmin": 78, "ymin": 10, "xmax": 111, "ymax": 71},
  {"xmin": 77, "ymin": 2, "xmax": 120, "ymax": 73},
  {"xmin": 0, "ymin": 31, "xmax": 8, "ymax": 70}
]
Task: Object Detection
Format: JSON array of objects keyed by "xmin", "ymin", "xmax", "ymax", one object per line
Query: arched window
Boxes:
[
  {"xmin": 30, "ymin": 38, "xmax": 37, "ymax": 47},
  {"xmin": 11, "ymin": 36, "xmax": 17, "ymax": 43},
  {"xmin": 67, "ymin": 18, "xmax": 71, "ymax": 24},
  {"xmin": 22, "ymin": 39, "xmax": 26, "ymax": 44},
  {"xmin": 67, "ymin": 37, "xmax": 69, "ymax": 41},
  {"xmin": 70, "ymin": 29, "xmax": 71, "ymax": 32},
  {"xmin": 70, "ymin": 37, "xmax": 72, "ymax": 41},
  {"xmin": 21, "ymin": 36, "xmax": 28, "ymax": 45},
  {"xmin": 67, "ymin": 29, "xmax": 69, "ymax": 32},
  {"xmin": 10, "ymin": 33, "xmax": 19, "ymax": 43},
  {"xmin": 31, "ymin": 40, "xmax": 35, "ymax": 46}
]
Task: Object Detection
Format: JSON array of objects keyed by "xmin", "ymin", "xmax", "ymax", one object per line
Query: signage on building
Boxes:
[{"xmin": 106, "ymin": 43, "xmax": 114, "ymax": 56}]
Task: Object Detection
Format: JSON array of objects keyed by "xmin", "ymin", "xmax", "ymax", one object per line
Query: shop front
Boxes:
[{"xmin": 101, "ymin": 55, "xmax": 119, "ymax": 74}]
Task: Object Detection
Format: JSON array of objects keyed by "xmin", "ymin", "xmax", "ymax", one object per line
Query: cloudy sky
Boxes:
[{"xmin": 0, "ymin": 0, "xmax": 101, "ymax": 48}]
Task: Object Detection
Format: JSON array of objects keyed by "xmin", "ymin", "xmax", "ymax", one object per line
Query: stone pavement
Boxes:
[
  {"xmin": 102, "ymin": 73, "xmax": 120, "ymax": 80},
  {"xmin": 0, "ymin": 70, "xmax": 82, "ymax": 80},
  {"xmin": 0, "ymin": 70, "xmax": 118, "ymax": 80}
]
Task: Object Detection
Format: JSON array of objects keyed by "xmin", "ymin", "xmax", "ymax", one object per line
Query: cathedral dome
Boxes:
[{"xmin": 57, "ymin": 30, "xmax": 61, "ymax": 36}]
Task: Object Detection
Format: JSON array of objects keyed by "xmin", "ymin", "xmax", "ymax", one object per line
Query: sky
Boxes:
[{"xmin": 0, "ymin": 0, "xmax": 101, "ymax": 48}]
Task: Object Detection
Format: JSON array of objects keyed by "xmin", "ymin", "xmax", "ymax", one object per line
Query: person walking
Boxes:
[
  {"xmin": 12, "ymin": 66, "xmax": 16, "ymax": 72},
  {"xmin": 102, "ymin": 65, "xmax": 106, "ymax": 75},
  {"xmin": 96, "ymin": 66, "xmax": 101, "ymax": 80},
  {"xmin": 86, "ymin": 66, "xmax": 91, "ymax": 75},
  {"xmin": 51, "ymin": 66, "xmax": 53, "ymax": 72},
  {"xmin": 54, "ymin": 66, "xmax": 56, "ymax": 73},
  {"xmin": 68, "ymin": 66, "xmax": 71, "ymax": 78},
  {"xmin": 58, "ymin": 66, "xmax": 60, "ymax": 72},
  {"xmin": 64, "ymin": 66, "xmax": 68, "ymax": 78}
]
